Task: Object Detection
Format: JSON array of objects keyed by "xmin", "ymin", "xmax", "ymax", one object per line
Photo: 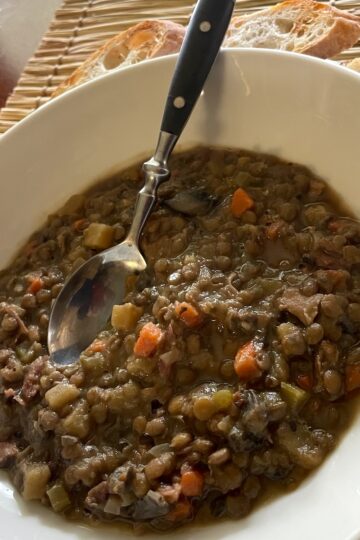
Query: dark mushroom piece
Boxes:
[{"xmin": 164, "ymin": 189, "xmax": 219, "ymax": 217}]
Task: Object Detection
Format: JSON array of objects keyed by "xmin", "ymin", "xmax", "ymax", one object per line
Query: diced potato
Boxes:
[
  {"xmin": 45, "ymin": 383, "xmax": 80, "ymax": 411},
  {"xmin": 47, "ymin": 483, "xmax": 71, "ymax": 512},
  {"xmin": 111, "ymin": 303, "xmax": 143, "ymax": 332},
  {"xmin": 83, "ymin": 222, "xmax": 114, "ymax": 250},
  {"xmin": 62, "ymin": 402, "xmax": 90, "ymax": 439},
  {"xmin": 22, "ymin": 463, "xmax": 51, "ymax": 500}
]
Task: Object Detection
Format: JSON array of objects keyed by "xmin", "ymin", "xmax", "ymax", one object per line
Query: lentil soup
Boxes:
[{"xmin": 0, "ymin": 147, "xmax": 359, "ymax": 531}]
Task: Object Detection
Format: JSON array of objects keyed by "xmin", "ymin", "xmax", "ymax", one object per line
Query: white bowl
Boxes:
[{"xmin": 0, "ymin": 49, "xmax": 360, "ymax": 540}]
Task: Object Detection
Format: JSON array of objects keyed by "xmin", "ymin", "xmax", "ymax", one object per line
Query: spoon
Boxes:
[{"xmin": 48, "ymin": 0, "xmax": 235, "ymax": 365}]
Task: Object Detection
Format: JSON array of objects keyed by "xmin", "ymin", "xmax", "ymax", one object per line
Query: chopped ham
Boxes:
[
  {"xmin": 21, "ymin": 356, "xmax": 48, "ymax": 402},
  {"xmin": 278, "ymin": 288, "xmax": 322, "ymax": 326},
  {"xmin": 158, "ymin": 482, "xmax": 181, "ymax": 504}
]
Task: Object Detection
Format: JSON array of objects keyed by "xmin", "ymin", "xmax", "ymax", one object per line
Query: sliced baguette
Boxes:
[
  {"xmin": 53, "ymin": 20, "xmax": 185, "ymax": 97},
  {"xmin": 53, "ymin": 1, "xmax": 360, "ymax": 98},
  {"xmin": 224, "ymin": 0, "xmax": 360, "ymax": 58},
  {"xmin": 346, "ymin": 57, "xmax": 360, "ymax": 72}
]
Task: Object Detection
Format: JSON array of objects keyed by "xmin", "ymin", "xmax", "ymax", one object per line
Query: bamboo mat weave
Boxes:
[{"xmin": 0, "ymin": 0, "xmax": 359, "ymax": 134}]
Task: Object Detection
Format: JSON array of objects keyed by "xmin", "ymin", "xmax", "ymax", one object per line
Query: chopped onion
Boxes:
[{"xmin": 104, "ymin": 495, "xmax": 122, "ymax": 515}]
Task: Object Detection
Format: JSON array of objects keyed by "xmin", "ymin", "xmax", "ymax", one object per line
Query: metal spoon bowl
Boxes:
[
  {"xmin": 48, "ymin": 146, "xmax": 172, "ymax": 365},
  {"xmin": 48, "ymin": 0, "xmax": 235, "ymax": 365}
]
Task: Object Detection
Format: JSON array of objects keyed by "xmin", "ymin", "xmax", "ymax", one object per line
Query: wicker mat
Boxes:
[{"xmin": 0, "ymin": 0, "xmax": 359, "ymax": 134}]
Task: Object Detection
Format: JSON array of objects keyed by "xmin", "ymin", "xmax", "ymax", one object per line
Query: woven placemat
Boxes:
[{"xmin": 0, "ymin": 0, "xmax": 359, "ymax": 134}]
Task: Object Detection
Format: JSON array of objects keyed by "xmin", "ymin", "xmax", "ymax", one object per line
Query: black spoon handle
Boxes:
[{"xmin": 160, "ymin": 0, "xmax": 235, "ymax": 136}]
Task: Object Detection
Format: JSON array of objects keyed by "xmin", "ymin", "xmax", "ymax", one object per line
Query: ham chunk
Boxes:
[
  {"xmin": 21, "ymin": 356, "xmax": 48, "ymax": 402},
  {"xmin": 278, "ymin": 289, "xmax": 322, "ymax": 326}
]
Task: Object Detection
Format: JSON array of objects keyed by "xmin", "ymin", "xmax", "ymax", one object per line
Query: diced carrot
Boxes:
[
  {"xmin": 234, "ymin": 341, "xmax": 261, "ymax": 381},
  {"xmin": 27, "ymin": 277, "xmax": 44, "ymax": 294},
  {"xmin": 73, "ymin": 218, "xmax": 87, "ymax": 232},
  {"xmin": 265, "ymin": 220, "xmax": 285, "ymax": 241},
  {"xmin": 230, "ymin": 188, "xmax": 254, "ymax": 218},
  {"xmin": 345, "ymin": 364, "xmax": 360, "ymax": 392},
  {"xmin": 166, "ymin": 500, "xmax": 192, "ymax": 522},
  {"xmin": 175, "ymin": 302, "xmax": 203, "ymax": 327},
  {"xmin": 134, "ymin": 322, "xmax": 164, "ymax": 357},
  {"xmin": 296, "ymin": 374, "xmax": 313, "ymax": 391},
  {"xmin": 85, "ymin": 339, "xmax": 107, "ymax": 354},
  {"xmin": 180, "ymin": 470, "xmax": 204, "ymax": 497}
]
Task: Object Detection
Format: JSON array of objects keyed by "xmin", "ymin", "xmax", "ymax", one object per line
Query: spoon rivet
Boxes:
[
  {"xmin": 173, "ymin": 96, "xmax": 186, "ymax": 109},
  {"xmin": 199, "ymin": 20, "xmax": 211, "ymax": 32}
]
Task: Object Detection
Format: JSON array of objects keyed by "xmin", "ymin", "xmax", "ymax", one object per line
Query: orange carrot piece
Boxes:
[
  {"xmin": 175, "ymin": 302, "xmax": 203, "ymax": 327},
  {"xmin": 296, "ymin": 374, "xmax": 313, "ymax": 391},
  {"xmin": 265, "ymin": 220, "xmax": 285, "ymax": 241},
  {"xmin": 166, "ymin": 500, "xmax": 192, "ymax": 522},
  {"xmin": 180, "ymin": 470, "xmax": 204, "ymax": 497},
  {"xmin": 27, "ymin": 277, "xmax": 44, "ymax": 294},
  {"xmin": 73, "ymin": 218, "xmax": 87, "ymax": 232},
  {"xmin": 231, "ymin": 188, "xmax": 254, "ymax": 218},
  {"xmin": 234, "ymin": 341, "xmax": 261, "ymax": 381},
  {"xmin": 134, "ymin": 322, "xmax": 163, "ymax": 357},
  {"xmin": 345, "ymin": 364, "xmax": 360, "ymax": 392},
  {"xmin": 85, "ymin": 339, "xmax": 107, "ymax": 354}
]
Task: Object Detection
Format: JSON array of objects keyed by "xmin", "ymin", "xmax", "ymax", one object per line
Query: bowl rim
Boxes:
[{"xmin": 2, "ymin": 47, "xmax": 360, "ymax": 147}]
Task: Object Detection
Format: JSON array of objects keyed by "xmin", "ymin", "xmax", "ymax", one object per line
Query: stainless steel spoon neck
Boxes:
[
  {"xmin": 126, "ymin": 131, "xmax": 178, "ymax": 245},
  {"xmin": 153, "ymin": 130, "xmax": 178, "ymax": 167}
]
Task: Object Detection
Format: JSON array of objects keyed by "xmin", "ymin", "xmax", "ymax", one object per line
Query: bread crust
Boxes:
[
  {"xmin": 53, "ymin": 20, "xmax": 185, "ymax": 97},
  {"xmin": 53, "ymin": 1, "xmax": 360, "ymax": 97},
  {"xmin": 225, "ymin": 0, "xmax": 360, "ymax": 58},
  {"xmin": 304, "ymin": 16, "xmax": 360, "ymax": 58},
  {"xmin": 346, "ymin": 57, "xmax": 360, "ymax": 72}
]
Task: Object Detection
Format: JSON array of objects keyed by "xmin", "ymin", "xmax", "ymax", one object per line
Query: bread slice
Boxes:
[
  {"xmin": 346, "ymin": 57, "xmax": 360, "ymax": 72},
  {"xmin": 224, "ymin": 0, "xmax": 360, "ymax": 58},
  {"xmin": 53, "ymin": 20, "xmax": 185, "ymax": 97},
  {"xmin": 52, "ymin": 1, "xmax": 360, "ymax": 98}
]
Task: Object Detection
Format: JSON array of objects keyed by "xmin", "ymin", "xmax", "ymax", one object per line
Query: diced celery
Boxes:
[
  {"xmin": 47, "ymin": 483, "xmax": 71, "ymax": 512},
  {"xmin": 280, "ymin": 382, "xmax": 309, "ymax": 412}
]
